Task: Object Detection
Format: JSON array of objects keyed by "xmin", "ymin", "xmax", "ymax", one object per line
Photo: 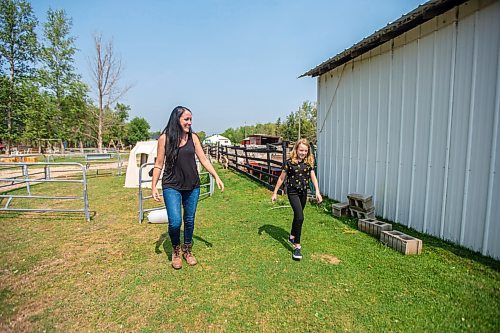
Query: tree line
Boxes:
[
  {"xmin": 0, "ymin": 0, "xmax": 150, "ymax": 153},
  {"xmin": 220, "ymin": 101, "xmax": 317, "ymax": 145}
]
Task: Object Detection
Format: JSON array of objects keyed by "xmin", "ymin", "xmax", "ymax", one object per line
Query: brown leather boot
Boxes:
[
  {"xmin": 171, "ymin": 245, "xmax": 182, "ymax": 269},
  {"xmin": 182, "ymin": 244, "xmax": 197, "ymax": 266}
]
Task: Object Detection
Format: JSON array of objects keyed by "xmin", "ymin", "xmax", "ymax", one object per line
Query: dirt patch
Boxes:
[{"xmin": 311, "ymin": 253, "xmax": 341, "ymax": 265}]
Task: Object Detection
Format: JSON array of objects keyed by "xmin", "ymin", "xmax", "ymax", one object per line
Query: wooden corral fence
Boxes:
[{"xmin": 206, "ymin": 142, "xmax": 290, "ymax": 194}]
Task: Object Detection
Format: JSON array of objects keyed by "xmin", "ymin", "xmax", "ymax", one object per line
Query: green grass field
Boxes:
[{"xmin": 0, "ymin": 167, "xmax": 499, "ymax": 332}]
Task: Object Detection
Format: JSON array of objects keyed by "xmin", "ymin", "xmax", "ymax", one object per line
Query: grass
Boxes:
[{"xmin": 0, "ymin": 166, "xmax": 499, "ymax": 332}]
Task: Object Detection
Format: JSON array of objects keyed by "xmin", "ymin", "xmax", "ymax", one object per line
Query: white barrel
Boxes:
[{"xmin": 147, "ymin": 209, "xmax": 168, "ymax": 223}]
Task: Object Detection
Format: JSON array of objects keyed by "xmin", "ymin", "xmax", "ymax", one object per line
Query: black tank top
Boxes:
[{"xmin": 162, "ymin": 133, "xmax": 200, "ymax": 190}]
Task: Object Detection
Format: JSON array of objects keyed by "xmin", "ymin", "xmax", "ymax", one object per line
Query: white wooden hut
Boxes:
[
  {"xmin": 203, "ymin": 134, "xmax": 232, "ymax": 146},
  {"xmin": 302, "ymin": 0, "xmax": 500, "ymax": 259}
]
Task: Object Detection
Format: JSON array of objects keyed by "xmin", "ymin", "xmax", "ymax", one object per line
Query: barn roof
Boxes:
[{"xmin": 301, "ymin": 0, "xmax": 468, "ymax": 78}]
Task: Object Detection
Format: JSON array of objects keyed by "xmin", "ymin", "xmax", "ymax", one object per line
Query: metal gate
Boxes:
[{"xmin": 0, "ymin": 162, "xmax": 90, "ymax": 221}]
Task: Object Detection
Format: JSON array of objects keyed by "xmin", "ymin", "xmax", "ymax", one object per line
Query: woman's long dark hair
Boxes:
[{"xmin": 162, "ymin": 106, "xmax": 192, "ymax": 171}]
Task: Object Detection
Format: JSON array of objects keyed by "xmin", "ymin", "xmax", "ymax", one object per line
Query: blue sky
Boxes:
[{"xmin": 31, "ymin": 0, "xmax": 425, "ymax": 135}]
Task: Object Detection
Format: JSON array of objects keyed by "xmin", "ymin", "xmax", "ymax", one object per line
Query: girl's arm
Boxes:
[
  {"xmin": 151, "ymin": 134, "xmax": 166, "ymax": 202},
  {"xmin": 310, "ymin": 169, "xmax": 323, "ymax": 203},
  {"xmin": 193, "ymin": 134, "xmax": 224, "ymax": 192},
  {"xmin": 271, "ymin": 170, "xmax": 287, "ymax": 202}
]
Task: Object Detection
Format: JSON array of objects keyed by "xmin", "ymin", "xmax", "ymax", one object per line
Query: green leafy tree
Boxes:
[
  {"xmin": 38, "ymin": 8, "xmax": 84, "ymax": 150},
  {"xmin": 103, "ymin": 103, "xmax": 129, "ymax": 145},
  {"xmin": 0, "ymin": 0, "xmax": 38, "ymax": 152},
  {"xmin": 281, "ymin": 101, "xmax": 317, "ymax": 144},
  {"xmin": 196, "ymin": 130, "xmax": 206, "ymax": 142},
  {"xmin": 126, "ymin": 116, "xmax": 150, "ymax": 145}
]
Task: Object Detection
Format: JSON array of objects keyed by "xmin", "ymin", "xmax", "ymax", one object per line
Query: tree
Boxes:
[
  {"xmin": 196, "ymin": 130, "xmax": 206, "ymax": 142},
  {"xmin": 104, "ymin": 102, "xmax": 129, "ymax": 145},
  {"xmin": 89, "ymin": 34, "xmax": 130, "ymax": 152},
  {"xmin": 39, "ymin": 8, "xmax": 84, "ymax": 151},
  {"xmin": 126, "ymin": 116, "xmax": 150, "ymax": 145},
  {"xmin": 0, "ymin": 0, "xmax": 38, "ymax": 152},
  {"xmin": 281, "ymin": 101, "xmax": 317, "ymax": 144}
]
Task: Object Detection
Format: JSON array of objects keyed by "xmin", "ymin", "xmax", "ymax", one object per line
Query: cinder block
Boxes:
[
  {"xmin": 349, "ymin": 206, "xmax": 375, "ymax": 219},
  {"xmin": 380, "ymin": 230, "xmax": 422, "ymax": 255},
  {"xmin": 358, "ymin": 218, "xmax": 392, "ymax": 237},
  {"xmin": 347, "ymin": 193, "xmax": 374, "ymax": 212},
  {"xmin": 332, "ymin": 202, "xmax": 349, "ymax": 217}
]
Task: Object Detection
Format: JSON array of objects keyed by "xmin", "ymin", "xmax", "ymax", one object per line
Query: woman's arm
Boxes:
[
  {"xmin": 310, "ymin": 169, "xmax": 323, "ymax": 203},
  {"xmin": 193, "ymin": 134, "xmax": 224, "ymax": 192},
  {"xmin": 271, "ymin": 170, "xmax": 287, "ymax": 202},
  {"xmin": 151, "ymin": 134, "xmax": 166, "ymax": 202}
]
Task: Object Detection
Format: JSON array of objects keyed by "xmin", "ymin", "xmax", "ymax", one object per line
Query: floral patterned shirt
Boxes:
[{"xmin": 283, "ymin": 159, "xmax": 312, "ymax": 192}]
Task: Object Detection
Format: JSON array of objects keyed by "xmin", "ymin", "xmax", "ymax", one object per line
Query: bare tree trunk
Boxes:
[{"xmin": 91, "ymin": 34, "xmax": 130, "ymax": 154}]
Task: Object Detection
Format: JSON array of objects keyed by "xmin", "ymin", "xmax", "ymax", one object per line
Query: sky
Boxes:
[{"xmin": 31, "ymin": 0, "xmax": 425, "ymax": 135}]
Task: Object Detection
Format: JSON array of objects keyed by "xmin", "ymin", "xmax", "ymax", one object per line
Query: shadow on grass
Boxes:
[
  {"xmin": 154, "ymin": 231, "xmax": 213, "ymax": 260},
  {"xmin": 258, "ymin": 224, "xmax": 293, "ymax": 251}
]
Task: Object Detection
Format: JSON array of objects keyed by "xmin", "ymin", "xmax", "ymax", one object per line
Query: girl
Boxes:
[
  {"xmin": 271, "ymin": 139, "xmax": 322, "ymax": 260},
  {"xmin": 151, "ymin": 106, "xmax": 224, "ymax": 269}
]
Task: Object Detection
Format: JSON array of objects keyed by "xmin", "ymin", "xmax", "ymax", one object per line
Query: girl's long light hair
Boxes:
[{"xmin": 290, "ymin": 138, "xmax": 314, "ymax": 167}]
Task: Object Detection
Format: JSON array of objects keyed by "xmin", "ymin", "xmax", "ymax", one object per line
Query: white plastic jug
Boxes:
[{"xmin": 147, "ymin": 209, "xmax": 168, "ymax": 223}]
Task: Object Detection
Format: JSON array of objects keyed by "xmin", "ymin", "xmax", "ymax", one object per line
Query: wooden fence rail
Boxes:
[{"xmin": 206, "ymin": 142, "xmax": 290, "ymax": 194}]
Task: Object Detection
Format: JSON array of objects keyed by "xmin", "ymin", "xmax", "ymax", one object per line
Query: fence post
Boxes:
[
  {"xmin": 281, "ymin": 141, "xmax": 288, "ymax": 165},
  {"xmin": 216, "ymin": 142, "xmax": 220, "ymax": 162}
]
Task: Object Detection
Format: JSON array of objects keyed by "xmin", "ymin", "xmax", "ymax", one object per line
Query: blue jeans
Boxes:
[{"xmin": 162, "ymin": 187, "xmax": 200, "ymax": 247}]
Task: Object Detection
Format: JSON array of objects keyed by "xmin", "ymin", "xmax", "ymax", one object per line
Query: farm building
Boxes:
[
  {"xmin": 241, "ymin": 134, "xmax": 282, "ymax": 145},
  {"xmin": 203, "ymin": 134, "xmax": 232, "ymax": 146},
  {"xmin": 303, "ymin": 0, "xmax": 500, "ymax": 259}
]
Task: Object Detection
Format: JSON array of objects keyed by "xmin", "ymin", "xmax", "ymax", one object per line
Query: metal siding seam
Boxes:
[
  {"xmin": 365, "ymin": 57, "xmax": 372, "ymax": 194},
  {"xmin": 328, "ymin": 78, "xmax": 338, "ymax": 199},
  {"xmin": 460, "ymin": 11, "xmax": 479, "ymax": 244},
  {"xmin": 383, "ymin": 45, "xmax": 394, "ymax": 217},
  {"xmin": 395, "ymin": 43, "xmax": 407, "ymax": 223},
  {"xmin": 317, "ymin": 76, "xmax": 324, "ymax": 192},
  {"xmin": 409, "ymin": 35, "xmax": 422, "ymax": 229},
  {"xmin": 482, "ymin": 24, "xmax": 500, "ymax": 256},
  {"xmin": 424, "ymin": 30, "xmax": 438, "ymax": 233},
  {"xmin": 336, "ymin": 83, "xmax": 341, "ymax": 200},
  {"xmin": 340, "ymin": 71, "xmax": 347, "ymax": 199},
  {"xmin": 348, "ymin": 62, "xmax": 354, "ymax": 196},
  {"xmin": 441, "ymin": 14, "xmax": 458, "ymax": 239},
  {"xmin": 374, "ymin": 57, "xmax": 381, "ymax": 213},
  {"xmin": 357, "ymin": 68, "xmax": 362, "ymax": 191}
]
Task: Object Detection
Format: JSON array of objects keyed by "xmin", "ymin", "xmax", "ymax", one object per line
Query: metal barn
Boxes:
[{"xmin": 303, "ymin": 0, "xmax": 500, "ymax": 259}]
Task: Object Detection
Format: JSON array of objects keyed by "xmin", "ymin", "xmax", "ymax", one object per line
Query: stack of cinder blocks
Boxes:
[
  {"xmin": 332, "ymin": 202, "xmax": 350, "ymax": 217},
  {"xmin": 356, "ymin": 218, "xmax": 422, "ymax": 255},
  {"xmin": 347, "ymin": 193, "xmax": 375, "ymax": 219},
  {"xmin": 347, "ymin": 192, "xmax": 422, "ymax": 255}
]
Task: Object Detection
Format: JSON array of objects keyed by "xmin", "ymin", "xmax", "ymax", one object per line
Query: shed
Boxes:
[
  {"xmin": 302, "ymin": 0, "xmax": 500, "ymax": 259},
  {"xmin": 203, "ymin": 134, "xmax": 232, "ymax": 146},
  {"xmin": 245, "ymin": 134, "xmax": 281, "ymax": 145}
]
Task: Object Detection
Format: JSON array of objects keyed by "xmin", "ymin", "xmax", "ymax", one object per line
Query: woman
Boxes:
[
  {"xmin": 271, "ymin": 138, "xmax": 322, "ymax": 260},
  {"xmin": 151, "ymin": 106, "xmax": 224, "ymax": 269}
]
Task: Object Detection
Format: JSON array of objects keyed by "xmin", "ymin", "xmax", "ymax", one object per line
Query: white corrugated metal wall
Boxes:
[{"xmin": 316, "ymin": 0, "xmax": 500, "ymax": 259}]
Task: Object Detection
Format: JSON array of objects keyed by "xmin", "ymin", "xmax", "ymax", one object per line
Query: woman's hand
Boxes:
[
  {"xmin": 152, "ymin": 187, "xmax": 161, "ymax": 202},
  {"xmin": 271, "ymin": 193, "xmax": 277, "ymax": 202},
  {"xmin": 315, "ymin": 192, "xmax": 323, "ymax": 204}
]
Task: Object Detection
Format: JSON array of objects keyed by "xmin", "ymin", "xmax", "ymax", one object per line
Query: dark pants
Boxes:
[{"xmin": 287, "ymin": 187, "xmax": 307, "ymax": 244}]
